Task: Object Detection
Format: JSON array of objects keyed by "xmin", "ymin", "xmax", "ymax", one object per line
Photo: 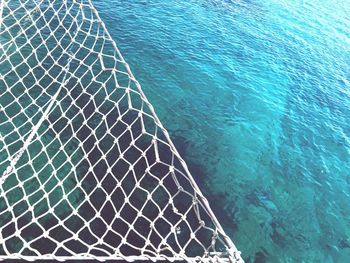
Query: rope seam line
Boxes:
[{"xmin": 0, "ymin": 54, "xmax": 73, "ymax": 185}]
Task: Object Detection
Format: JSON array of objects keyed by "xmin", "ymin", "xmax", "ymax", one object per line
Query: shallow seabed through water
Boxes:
[{"xmin": 94, "ymin": 0, "xmax": 350, "ymax": 262}]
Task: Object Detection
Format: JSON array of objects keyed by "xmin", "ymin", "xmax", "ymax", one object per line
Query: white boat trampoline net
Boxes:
[{"xmin": 0, "ymin": 0, "xmax": 242, "ymax": 262}]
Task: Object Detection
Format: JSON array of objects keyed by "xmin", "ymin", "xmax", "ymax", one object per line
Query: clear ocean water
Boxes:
[{"xmin": 93, "ymin": 0, "xmax": 350, "ymax": 262}]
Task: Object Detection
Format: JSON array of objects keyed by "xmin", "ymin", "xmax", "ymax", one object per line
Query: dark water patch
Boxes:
[
  {"xmin": 338, "ymin": 238, "xmax": 350, "ymax": 249},
  {"xmin": 211, "ymin": 193, "xmax": 239, "ymax": 233},
  {"xmin": 270, "ymin": 220, "xmax": 287, "ymax": 248},
  {"xmin": 253, "ymin": 250, "xmax": 268, "ymax": 263},
  {"xmin": 169, "ymin": 132, "xmax": 240, "ymax": 236}
]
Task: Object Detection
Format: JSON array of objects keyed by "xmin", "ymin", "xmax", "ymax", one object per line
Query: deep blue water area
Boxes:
[{"xmin": 93, "ymin": 0, "xmax": 350, "ymax": 262}]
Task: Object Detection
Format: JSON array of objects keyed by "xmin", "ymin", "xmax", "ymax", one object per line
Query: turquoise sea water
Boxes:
[{"xmin": 94, "ymin": 0, "xmax": 350, "ymax": 262}]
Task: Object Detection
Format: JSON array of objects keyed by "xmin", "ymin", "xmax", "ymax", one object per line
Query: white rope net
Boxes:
[{"xmin": 0, "ymin": 0, "xmax": 242, "ymax": 262}]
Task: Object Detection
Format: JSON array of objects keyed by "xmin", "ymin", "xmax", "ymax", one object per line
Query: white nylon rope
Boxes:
[
  {"xmin": 0, "ymin": 56, "xmax": 72, "ymax": 186},
  {"xmin": 86, "ymin": 2, "xmax": 241, "ymax": 261},
  {"xmin": 0, "ymin": 0, "xmax": 243, "ymax": 262}
]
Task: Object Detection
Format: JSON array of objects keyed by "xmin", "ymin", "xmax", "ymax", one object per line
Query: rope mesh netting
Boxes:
[{"xmin": 0, "ymin": 0, "xmax": 242, "ymax": 262}]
